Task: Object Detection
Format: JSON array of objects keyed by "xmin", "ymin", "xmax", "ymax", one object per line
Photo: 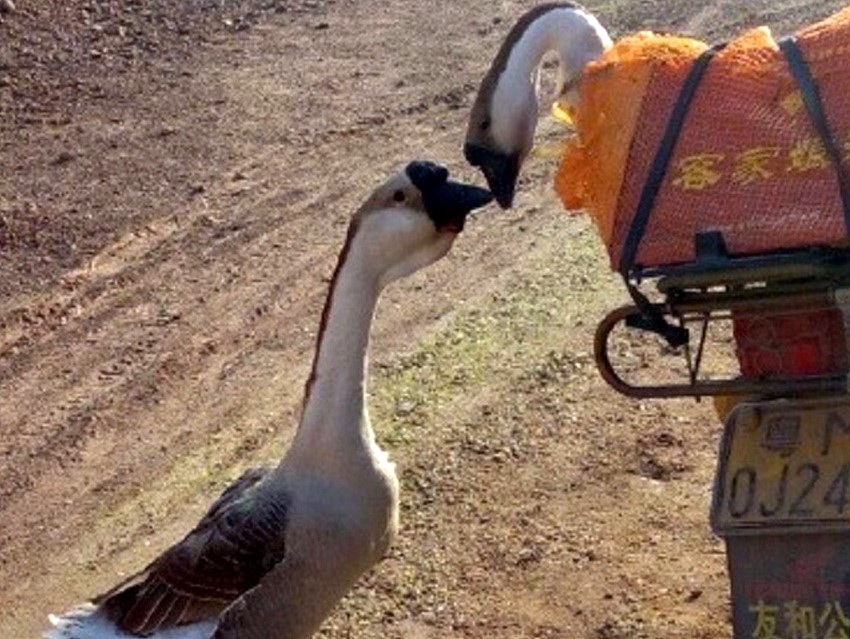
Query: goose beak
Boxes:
[
  {"xmin": 463, "ymin": 142, "xmax": 520, "ymax": 209},
  {"xmin": 405, "ymin": 161, "xmax": 494, "ymax": 233},
  {"xmin": 424, "ymin": 179, "xmax": 493, "ymax": 233}
]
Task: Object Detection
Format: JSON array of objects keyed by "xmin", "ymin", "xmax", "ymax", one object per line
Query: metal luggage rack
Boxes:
[{"xmin": 594, "ymin": 233, "xmax": 850, "ymax": 400}]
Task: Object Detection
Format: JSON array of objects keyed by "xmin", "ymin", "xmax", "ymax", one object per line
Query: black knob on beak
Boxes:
[{"xmin": 405, "ymin": 161, "xmax": 493, "ymax": 232}]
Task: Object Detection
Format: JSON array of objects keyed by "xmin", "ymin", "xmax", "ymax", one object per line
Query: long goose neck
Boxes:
[
  {"xmin": 290, "ymin": 225, "xmax": 381, "ymax": 460},
  {"xmin": 499, "ymin": 6, "xmax": 611, "ymax": 94}
]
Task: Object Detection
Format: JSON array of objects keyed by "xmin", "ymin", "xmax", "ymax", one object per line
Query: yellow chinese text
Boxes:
[
  {"xmin": 673, "ymin": 153, "xmax": 725, "ymax": 191},
  {"xmin": 787, "ymin": 137, "xmax": 829, "ymax": 173},
  {"xmin": 734, "ymin": 147, "xmax": 782, "ymax": 185}
]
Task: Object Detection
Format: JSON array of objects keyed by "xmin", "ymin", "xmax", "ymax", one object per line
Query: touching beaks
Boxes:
[
  {"xmin": 405, "ymin": 161, "xmax": 494, "ymax": 232},
  {"xmin": 463, "ymin": 142, "xmax": 520, "ymax": 209}
]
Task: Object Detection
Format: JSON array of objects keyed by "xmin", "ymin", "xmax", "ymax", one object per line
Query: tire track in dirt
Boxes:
[
  {"xmin": 0, "ymin": 2, "xmax": 537, "ymax": 627},
  {"xmin": 0, "ymin": 0, "xmax": 499, "ymax": 554},
  {"xmin": 686, "ymin": 0, "xmax": 834, "ymax": 38}
]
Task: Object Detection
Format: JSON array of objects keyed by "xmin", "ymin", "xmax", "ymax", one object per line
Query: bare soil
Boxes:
[{"xmin": 1, "ymin": 1, "xmax": 846, "ymax": 637}]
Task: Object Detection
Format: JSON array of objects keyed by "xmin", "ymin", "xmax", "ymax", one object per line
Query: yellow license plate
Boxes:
[{"xmin": 712, "ymin": 397, "xmax": 850, "ymax": 534}]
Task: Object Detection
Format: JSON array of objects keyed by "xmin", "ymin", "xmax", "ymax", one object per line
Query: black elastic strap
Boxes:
[
  {"xmin": 779, "ymin": 36, "xmax": 850, "ymax": 231},
  {"xmin": 618, "ymin": 44, "xmax": 724, "ymax": 276},
  {"xmin": 617, "ymin": 44, "xmax": 723, "ymax": 348},
  {"xmin": 625, "ymin": 287, "xmax": 689, "ymax": 348}
]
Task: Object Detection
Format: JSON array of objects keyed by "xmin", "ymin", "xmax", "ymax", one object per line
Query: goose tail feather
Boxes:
[
  {"xmin": 44, "ymin": 604, "xmax": 216, "ymax": 639},
  {"xmin": 44, "ymin": 605, "xmax": 122, "ymax": 639}
]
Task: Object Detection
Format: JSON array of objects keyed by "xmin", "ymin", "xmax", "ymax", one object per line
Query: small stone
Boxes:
[
  {"xmin": 199, "ymin": 215, "xmax": 219, "ymax": 228},
  {"xmin": 516, "ymin": 547, "xmax": 540, "ymax": 566},
  {"xmin": 52, "ymin": 151, "xmax": 76, "ymax": 166},
  {"xmin": 0, "ymin": 0, "xmax": 15, "ymax": 14},
  {"xmin": 395, "ymin": 400, "xmax": 417, "ymax": 417},
  {"xmin": 420, "ymin": 611, "xmax": 437, "ymax": 625}
]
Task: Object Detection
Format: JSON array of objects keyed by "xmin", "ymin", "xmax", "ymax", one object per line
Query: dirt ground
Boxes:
[{"xmin": 2, "ymin": 0, "xmax": 847, "ymax": 637}]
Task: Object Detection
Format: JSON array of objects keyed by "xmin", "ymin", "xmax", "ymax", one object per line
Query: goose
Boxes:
[
  {"xmin": 45, "ymin": 161, "xmax": 493, "ymax": 639},
  {"xmin": 464, "ymin": 3, "xmax": 612, "ymax": 208}
]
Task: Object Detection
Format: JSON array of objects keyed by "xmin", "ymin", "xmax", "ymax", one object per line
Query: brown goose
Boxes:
[
  {"xmin": 464, "ymin": 3, "xmax": 611, "ymax": 208},
  {"xmin": 46, "ymin": 161, "xmax": 493, "ymax": 639}
]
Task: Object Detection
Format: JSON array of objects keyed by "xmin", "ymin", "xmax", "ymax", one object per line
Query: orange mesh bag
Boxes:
[
  {"xmin": 556, "ymin": 6, "xmax": 850, "ymax": 270},
  {"xmin": 556, "ymin": 33, "xmax": 708, "ymax": 244}
]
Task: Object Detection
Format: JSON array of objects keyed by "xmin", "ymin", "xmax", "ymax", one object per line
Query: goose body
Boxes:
[
  {"xmin": 46, "ymin": 161, "xmax": 492, "ymax": 639},
  {"xmin": 464, "ymin": 3, "xmax": 611, "ymax": 207}
]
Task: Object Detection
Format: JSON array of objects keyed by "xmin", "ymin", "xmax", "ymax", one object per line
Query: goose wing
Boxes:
[
  {"xmin": 95, "ymin": 467, "xmax": 290, "ymax": 636},
  {"xmin": 209, "ymin": 527, "xmax": 368, "ymax": 639}
]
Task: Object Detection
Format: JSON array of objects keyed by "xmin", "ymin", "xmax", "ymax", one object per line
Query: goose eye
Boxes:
[
  {"xmin": 393, "ymin": 190, "xmax": 406, "ymax": 203},
  {"xmin": 480, "ymin": 118, "xmax": 491, "ymax": 132}
]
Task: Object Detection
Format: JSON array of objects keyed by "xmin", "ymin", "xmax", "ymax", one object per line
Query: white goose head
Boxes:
[
  {"xmin": 464, "ymin": 3, "xmax": 612, "ymax": 208},
  {"xmin": 349, "ymin": 161, "xmax": 493, "ymax": 287}
]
